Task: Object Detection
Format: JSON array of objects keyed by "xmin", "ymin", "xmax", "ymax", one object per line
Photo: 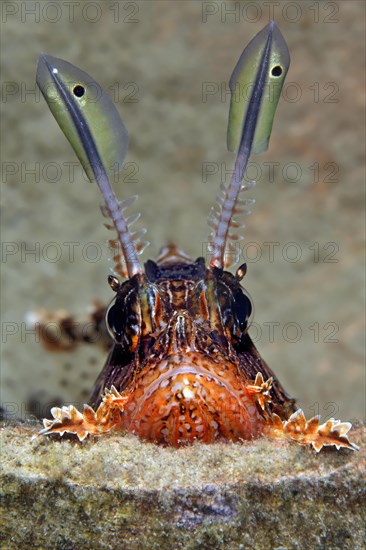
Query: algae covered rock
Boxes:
[{"xmin": 1, "ymin": 421, "xmax": 365, "ymax": 549}]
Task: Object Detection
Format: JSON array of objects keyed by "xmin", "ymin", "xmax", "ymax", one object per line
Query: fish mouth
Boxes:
[
  {"xmin": 139, "ymin": 363, "xmax": 238, "ymax": 402},
  {"xmin": 122, "ymin": 353, "xmax": 262, "ymax": 445}
]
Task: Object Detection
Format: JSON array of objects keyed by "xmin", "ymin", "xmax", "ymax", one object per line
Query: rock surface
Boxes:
[{"xmin": 1, "ymin": 421, "xmax": 365, "ymax": 549}]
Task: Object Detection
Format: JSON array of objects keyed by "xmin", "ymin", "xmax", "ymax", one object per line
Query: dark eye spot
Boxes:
[
  {"xmin": 106, "ymin": 303, "xmax": 124, "ymax": 342},
  {"xmin": 271, "ymin": 65, "xmax": 282, "ymax": 77},
  {"xmin": 232, "ymin": 290, "xmax": 252, "ymax": 332},
  {"xmin": 73, "ymin": 84, "xmax": 85, "ymax": 98}
]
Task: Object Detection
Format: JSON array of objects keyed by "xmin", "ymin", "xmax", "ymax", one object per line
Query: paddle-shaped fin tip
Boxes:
[
  {"xmin": 36, "ymin": 53, "xmax": 129, "ymax": 182},
  {"xmin": 227, "ymin": 20, "xmax": 290, "ymax": 156},
  {"xmin": 210, "ymin": 21, "xmax": 290, "ymax": 270},
  {"xmin": 36, "ymin": 53, "xmax": 143, "ymax": 278}
]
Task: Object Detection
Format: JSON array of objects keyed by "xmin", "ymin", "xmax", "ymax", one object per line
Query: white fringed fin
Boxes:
[
  {"xmin": 102, "ymin": 196, "xmax": 149, "ymax": 279},
  {"xmin": 208, "ymin": 179, "xmax": 256, "ymax": 269}
]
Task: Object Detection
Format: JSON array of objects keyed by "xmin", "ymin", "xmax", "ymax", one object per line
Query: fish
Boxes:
[{"xmin": 33, "ymin": 23, "xmax": 357, "ymax": 452}]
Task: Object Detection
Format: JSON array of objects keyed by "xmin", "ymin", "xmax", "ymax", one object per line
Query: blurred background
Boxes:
[{"xmin": 1, "ymin": 1, "xmax": 365, "ymax": 425}]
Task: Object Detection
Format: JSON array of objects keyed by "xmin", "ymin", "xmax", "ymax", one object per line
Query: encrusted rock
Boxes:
[{"xmin": 1, "ymin": 421, "xmax": 365, "ymax": 549}]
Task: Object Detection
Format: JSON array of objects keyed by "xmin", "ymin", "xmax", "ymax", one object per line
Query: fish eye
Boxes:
[
  {"xmin": 215, "ymin": 276, "xmax": 253, "ymax": 343},
  {"xmin": 232, "ymin": 288, "xmax": 253, "ymax": 334},
  {"xmin": 106, "ymin": 288, "xmax": 141, "ymax": 349},
  {"xmin": 73, "ymin": 84, "xmax": 85, "ymax": 98},
  {"xmin": 106, "ymin": 302, "xmax": 124, "ymax": 342},
  {"xmin": 271, "ymin": 65, "xmax": 283, "ymax": 77}
]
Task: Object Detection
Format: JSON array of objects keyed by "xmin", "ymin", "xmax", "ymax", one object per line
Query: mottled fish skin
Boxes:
[{"xmin": 88, "ymin": 247, "xmax": 291, "ymax": 445}]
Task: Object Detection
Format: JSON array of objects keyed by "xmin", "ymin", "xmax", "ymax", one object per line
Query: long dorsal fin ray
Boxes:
[
  {"xmin": 209, "ymin": 22, "xmax": 290, "ymax": 270},
  {"xmin": 36, "ymin": 54, "xmax": 144, "ymax": 278}
]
